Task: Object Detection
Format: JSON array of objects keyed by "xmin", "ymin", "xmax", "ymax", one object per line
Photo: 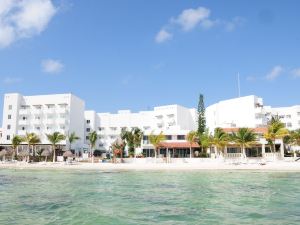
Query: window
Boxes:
[
  {"xmin": 22, "ymin": 127, "xmax": 25, "ymax": 130},
  {"xmin": 298, "ymin": 112, "xmax": 300, "ymax": 116},
  {"xmin": 177, "ymin": 135, "xmax": 185, "ymax": 140},
  {"xmin": 287, "ymin": 123, "xmax": 292, "ymax": 128},
  {"xmin": 165, "ymin": 135, "xmax": 172, "ymax": 140},
  {"xmin": 36, "ymin": 127, "xmax": 40, "ymax": 130},
  {"xmin": 7, "ymin": 125, "xmax": 11, "ymax": 130},
  {"xmin": 8, "ymin": 115, "xmax": 11, "ymax": 119},
  {"xmin": 98, "ymin": 127, "xmax": 105, "ymax": 131},
  {"xmin": 110, "ymin": 127, "xmax": 117, "ymax": 131},
  {"xmin": 86, "ymin": 120, "xmax": 90, "ymax": 124},
  {"xmin": 7, "ymin": 135, "xmax": 10, "ymax": 140},
  {"xmin": 99, "ymin": 143, "xmax": 104, "ymax": 147},
  {"xmin": 22, "ymin": 116, "xmax": 26, "ymax": 120},
  {"xmin": 86, "ymin": 128, "xmax": 90, "ymax": 132},
  {"xmin": 86, "ymin": 136, "xmax": 89, "ymax": 140},
  {"xmin": 286, "ymin": 115, "xmax": 291, "ymax": 119},
  {"xmin": 8, "ymin": 105, "xmax": 12, "ymax": 110}
]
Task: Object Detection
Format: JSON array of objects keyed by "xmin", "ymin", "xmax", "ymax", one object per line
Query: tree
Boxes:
[
  {"xmin": 88, "ymin": 131, "xmax": 98, "ymax": 163},
  {"xmin": 230, "ymin": 128, "xmax": 257, "ymax": 157},
  {"xmin": 111, "ymin": 138, "xmax": 125, "ymax": 163},
  {"xmin": 149, "ymin": 132, "xmax": 166, "ymax": 160},
  {"xmin": 46, "ymin": 132, "xmax": 66, "ymax": 162},
  {"xmin": 288, "ymin": 129, "xmax": 300, "ymax": 157},
  {"xmin": 186, "ymin": 131, "xmax": 198, "ymax": 158},
  {"xmin": 68, "ymin": 132, "xmax": 80, "ymax": 153},
  {"xmin": 23, "ymin": 133, "xmax": 40, "ymax": 162},
  {"xmin": 197, "ymin": 94, "xmax": 206, "ymax": 135},
  {"xmin": 120, "ymin": 128, "xmax": 134, "ymax": 156},
  {"xmin": 133, "ymin": 128, "xmax": 143, "ymax": 157},
  {"xmin": 264, "ymin": 116, "xmax": 289, "ymax": 152},
  {"xmin": 199, "ymin": 129, "xmax": 214, "ymax": 156},
  {"xmin": 212, "ymin": 128, "xmax": 228, "ymax": 156},
  {"xmin": 11, "ymin": 135, "xmax": 23, "ymax": 161}
]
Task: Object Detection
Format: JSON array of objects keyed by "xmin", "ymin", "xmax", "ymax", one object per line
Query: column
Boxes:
[
  {"xmin": 280, "ymin": 139, "xmax": 284, "ymax": 159},
  {"xmin": 262, "ymin": 143, "xmax": 265, "ymax": 158}
]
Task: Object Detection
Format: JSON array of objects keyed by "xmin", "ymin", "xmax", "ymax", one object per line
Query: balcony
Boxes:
[
  {"xmin": 19, "ymin": 109, "xmax": 29, "ymax": 115},
  {"xmin": 57, "ymin": 108, "xmax": 68, "ymax": 114},
  {"xmin": 45, "ymin": 119, "xmax": 54, "ymax": 124},
  {"xmin": 18, "ymin": 130, "xmax": 27, "ymax": 136},
  {"xmin": 19, "ymin": 120, "xmax": 28, "ymax": 125},
  {"xmin": 57, "ymin": 118, "xmax": 68, "ymax": 124},
  {"xmin": 45, "ymin": 108, "xmax": 55, "ymax": 114},
  {"xmin": 32, "ymin": 119, "xmax": 41, "ymax": 125},
  {"xmin": 32, "ymin": 109, "xmax": 42, "ymax": 115}
]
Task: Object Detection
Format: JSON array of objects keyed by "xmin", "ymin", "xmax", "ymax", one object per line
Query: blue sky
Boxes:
[{"xmin": 1, "ymin": 0, "xmax": 300, "ymax": 123}]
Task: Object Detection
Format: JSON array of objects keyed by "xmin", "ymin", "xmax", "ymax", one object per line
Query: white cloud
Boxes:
[
  {"xmin": 0, "ymin": 0, "xmax": 57, "ymax": 48},
  {"xmin": 3, "ymin": 77, "xmax": 22, "ymax": 84},
  {"xmin": 224, "ymin": 17, "xmax": 245, "ymax": 32},
  {"xmin": 172, "ymin": 7, "xmax": 210, "ymax": 31},
  {"xmin": 291, "ymin": 68, "xmax": 300, "ymax": 78},
  {"xmin": 155, "ymin": 29, "xmax": 173, "ymax": 43},
  {"xmin": 265, "ymin": 65, "xmax": 284, "ymax": 80},
  {"xmin": 41, "ymin": 59, "xmax": 64, "ymax": 74},
  {"xmin": 155, "ymin": 6, "xmax": 244, "ymax": 43}
]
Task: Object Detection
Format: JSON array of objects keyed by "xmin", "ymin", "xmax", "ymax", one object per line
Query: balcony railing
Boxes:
[
  {"xmin": 32, "ymin": 109, "xmax": 42, "ymax": 115},
  {"xmin": 57, "ymin": 108, "xmax": 68, "ymax": 114},
  {"xmin": 45, "ymin": 119, "xmax": 54, "ymax": 124},
  {"xmin": 45, "ymin": 108, "xmax": 55, "ymax": 114},
  {"xmin": 18, "ymin": 130, "xmax": 26, "ymax": 136},
  {"xmin": 19, "ymin": 109, "xmax": 29, "ymax": 115},
  {"xmin": 18, "ymin": 120, "xmax": 28, "ymax": 125}
]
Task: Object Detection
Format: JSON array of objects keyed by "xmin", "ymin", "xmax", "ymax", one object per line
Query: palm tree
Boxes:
[
  {"xmin": 68, "ymin": 132, "xmax": 80, "ymax": 155},
  {"xmin": 120, "ymin": 128, "xmax": 134, "ymax": 156},
  {"xmin": 264, "ymin": 116, "xmax": 289, "ymax": 152},
  {"xmin": 230, "ymin": 128, "xmax": 257, "ymax": 158},
  {"xmin": 186, "ymin": 131, "xmax": 198, "ymax": 158},
  {"xmin": 133, "ymin": 128, "xmax": 143, "ymax": 157},
  {"xmin": 11, "ymin": 135, "xmax": 23, "ymax": 161},
  {"xmin": 23, "ymin": 133, "xmax": 40, "ymax": 162},
  {"xmin": 212, "ymin": 128, "xmax": 228, "ymax": 157},
  {"xmin": 289, "ymin": 129, "xmax": 300, "ymax": 157},
  {"xmin": 149, "ymin": 132, "xmax": 165, "ymax": 160},
  {"xmin": 46, "ymin": 132, "xmax": 66, "ymax": 162},
  {"xmin": 199, "ymin": 129, "xmax": 214, "ymax": 156},
  {"xmin": 88, "ymin": 131, "xmax": 98, "ymax": 163}
]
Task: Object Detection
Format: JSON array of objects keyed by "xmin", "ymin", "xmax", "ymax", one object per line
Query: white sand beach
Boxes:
[{"xmin": 1, "ymin": 161, "xmax": 300, "ymax": 171}]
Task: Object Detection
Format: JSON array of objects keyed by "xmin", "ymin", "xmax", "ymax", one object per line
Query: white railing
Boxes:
[
  {"xmin": 19, "ymin": 109, "xmax": 29, "ymax": 115},
  {"xmin": 18, "ymin": 120, "xmax": 28, "ymax": 125},
  {"xmin": 263, "ymin": 153, "xmax": 282, "ymax": 159},
  {"xmin": 224, "ymin": 153, "xmax": 243, "ymax": 158}
]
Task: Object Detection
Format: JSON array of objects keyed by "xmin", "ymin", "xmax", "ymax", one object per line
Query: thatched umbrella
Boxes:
[
  {"xmin": 41, "ymin": 149, "xmax": 51, "ymax": 162},
  {"xmin": 0, "ymin": 150, "xmax": 7, "ymax": 161},
  {"xmin": 63, "ymin": 150, "xmax": 74, "ymax": 158},
  {"xmin": 19, "ymin": 150, "xmax": 30, "ymax": 162}
]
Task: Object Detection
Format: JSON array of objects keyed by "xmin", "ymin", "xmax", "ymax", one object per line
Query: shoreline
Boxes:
[{"xmin": 1, "ymin": 161, "xmax": 300, "ymax": 171}]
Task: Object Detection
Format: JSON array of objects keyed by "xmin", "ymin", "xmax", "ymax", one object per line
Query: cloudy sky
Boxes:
[{"xmin": 1, "ymin": 0, "xmax": 300, "ymax": 122}]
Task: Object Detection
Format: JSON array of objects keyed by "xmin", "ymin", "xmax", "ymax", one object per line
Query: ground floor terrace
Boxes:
[{"xmin": 141, "ymin": 141, "xmax": 294, "ymax": 160}]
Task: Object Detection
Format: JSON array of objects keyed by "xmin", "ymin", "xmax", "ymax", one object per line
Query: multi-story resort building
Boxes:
[
  {"xmin": 1, "ymin": 93, "xmax": 85, "ymax": 151},
  {"xmin": 84, "ymin": 105, "xmax": 197, "ymax": 157},
  {"xmin": 1, "ymin": 93, "xmax": 300, "ymax": 160}
]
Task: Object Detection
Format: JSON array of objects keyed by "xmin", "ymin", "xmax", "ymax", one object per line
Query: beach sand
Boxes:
[{"xmin": 1, "ymin": 161, "xmax": 300, "ymax": 171}]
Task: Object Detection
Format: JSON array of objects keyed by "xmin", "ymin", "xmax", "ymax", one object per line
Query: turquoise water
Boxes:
[{"xmin": 0, "ymin": 169, "xmax": 300, "ymax": 225}]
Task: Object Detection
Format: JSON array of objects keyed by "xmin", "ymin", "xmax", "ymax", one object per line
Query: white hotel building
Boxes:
[{"xmin": 1, "ymin": 93, "xmax": 300, "ymax": 159}]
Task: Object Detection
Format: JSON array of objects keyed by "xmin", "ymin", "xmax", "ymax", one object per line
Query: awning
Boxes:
[{"xmin": 158, "ymin": 142, "xmax": 199, "ymax": 149}]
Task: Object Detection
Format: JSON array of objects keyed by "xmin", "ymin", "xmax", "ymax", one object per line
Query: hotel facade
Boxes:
[{"xmin": 1, "ymin": 93, "xmax": 299, "ymax": 159}]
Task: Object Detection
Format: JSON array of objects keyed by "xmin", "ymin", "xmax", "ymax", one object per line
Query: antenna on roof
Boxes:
[{"xmin": 237, "ymin": 72, "xmax": 241, "ymax": 98}]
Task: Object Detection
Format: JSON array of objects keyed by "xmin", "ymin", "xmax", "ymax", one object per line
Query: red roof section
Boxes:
[
  {"xmin": 222, "ymin": 127, "xmax": 268, "ymax": 134},
  {"xmin": 158, "ymin": 142, "xmax": 200, "ymax": 149}
]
